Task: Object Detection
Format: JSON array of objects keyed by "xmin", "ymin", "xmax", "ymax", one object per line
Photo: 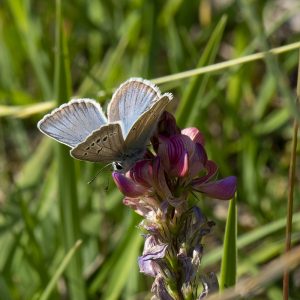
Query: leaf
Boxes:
[{"xmin": 220, "ymin": 195, "xmax": 237, "ymax": 290}]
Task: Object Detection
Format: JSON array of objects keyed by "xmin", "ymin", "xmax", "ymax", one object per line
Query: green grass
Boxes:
[{"xmin": 0, "ymin": 0, "xmax": 300, "ymax": 299}]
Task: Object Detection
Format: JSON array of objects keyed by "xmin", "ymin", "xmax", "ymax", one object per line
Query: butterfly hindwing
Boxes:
[
  {"xmin": 107, "ymin": 78, "xmax": 162, "ymax": 136},
  {"xmin": 70, "ymin": 122, "xmax": 125, "ymax": 163},
  {"xmin": 38, "ymin": 99, "xmax": 107, "ymax": 147}
]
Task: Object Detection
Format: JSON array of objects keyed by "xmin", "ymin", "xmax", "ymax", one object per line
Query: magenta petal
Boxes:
[
  {"xmin": 195, "ymin": 143, "xmax": 207, "ymax": 165},
  {"xmin": 179, "ymin": 151, "xmax": 189, "ymax": 177},
  {"xmin": 188, "ymin": 143, "xmax": 208, "ymax": 178},
  {"xmin": 152, "ymin": 158, "xmax": 172, "ymax": 199},
  {"xmin": 182, "ymin": 127, "xmax": 205, "ymax": 145},
  {"xmin": 192, "ymin": 160, "xmax": 218, "ymax": 185},
  {"xmin": 158, "ymin": 134, "xmax": 195, "ymax": 176},
  {"xmin": 171, "ymin": 135, "xmax": 195, "ymax": 158},
  {"xmin": 156, "ymin": 111, "xmax": 180, "ymax": 137},
  {"xmin": 157, "ymin": 136, "xmax": 171, "ymax": 171},
  {"xmin": 172, "ymin": 150, "xmax": 189, "ymax": 177},
  {"xmin": 130, "ymin": 160, "xmax": 153, "ymax": 188},
  {"xmin": 112, "ymin": 172, "xmax": 147, "ymax": 197},
  {"xmin": 194, "ymin": 176, "xmax": 237, "ymax": 200}
]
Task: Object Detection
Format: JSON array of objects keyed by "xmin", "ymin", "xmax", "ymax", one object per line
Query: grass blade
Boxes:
[
  {"xmin": 283, "ymin": 49, "xmax": 300, "ymax": 300},
  {"xmin": 206, "ymin": 245, "xmax": 300, "ymax": 300},
  {"xmin": 5, "ymin": 0, "xmax": 51, "ymax": 98},
  {"xmin": 175, "ymin": 15, "xmax": 227, "ymax": 126},
  {"xmin": 39, "ymin": 240, "xmax": 83, "ymax": 300},
  {"xmin": 220, "ymin": 196, "xmax": 237, "ymax": 290},
  {"xmin": 203, "ymin": 212, "xmax": 300, "ymax": 268},
  {"xmin": 102, "ymin": 231, "xmax": 142, "ymax": 300},
  {"xmin": 152, "ymin": 41, "xmax": 300, "ymax": 85},
  {"xmin": 54, "ymin": 1, "xmax": 86, "ymax": 299}
]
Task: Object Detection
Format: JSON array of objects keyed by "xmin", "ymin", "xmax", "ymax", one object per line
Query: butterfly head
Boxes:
[
  {"xmin": 113, "ymin": 148, "xmax": 146, "ymax": 173},
  {"xmin": 112, "ymin": 157, "xmax": 138, "ymax": 173},
  {"xmin": 112, "ymin": 160, "xmax": 137, "ymax": 173},
  {"xmin": 113, "ymin": 161, "xmax": 124, "ymax": 172}
]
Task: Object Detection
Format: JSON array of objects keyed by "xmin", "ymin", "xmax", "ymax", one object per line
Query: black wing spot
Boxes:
[
  {"xmin": 85, "ymin": 146, "xmax": 90, "ymax": 150},
  {"xmin": 91, "ymin": 142, "xmax": 95, "ymax": 147},
  {"xmin": 97, "ymin": 147, "xmax": 103, "ymax": 154},
  {"xmin": 96, "ymin": 138, "xmax": 101, "ymax": 143},
  {"xmin": 84, "ymin": 153, "xmax": 87, "ymax": 156},
  {"xmin": 103, "ymin": 136, "xmax": 108, "ymax": 141},
  {"xmin": 132, "ymin": 127, "xmax": 136, "ymax": 131}
]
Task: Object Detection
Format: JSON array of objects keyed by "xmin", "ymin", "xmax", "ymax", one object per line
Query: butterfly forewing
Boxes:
[
  {"xmin": 70, "ymin": 123, "xmax": 125, "ymax": 163},
  {"xmin": 38, "ymin": 99, "xmax": 107, "ymax": 147},
  {"xmin": 124, "ymin": 94, "xmax": 173, "ymax": 150},
  {"xmin": 107, "ymin": 78, "xmax": 161, "ymax": 136}
]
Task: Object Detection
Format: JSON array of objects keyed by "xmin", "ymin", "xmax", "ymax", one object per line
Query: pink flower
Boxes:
[{"xmin": 112, "ymin": 112, "xmax": 236, "ymax": 213}]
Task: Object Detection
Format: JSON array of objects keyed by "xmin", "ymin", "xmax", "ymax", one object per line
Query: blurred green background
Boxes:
[{"xmin": 0, "ymin": 0, "xmax": 300, "ymax": 299}]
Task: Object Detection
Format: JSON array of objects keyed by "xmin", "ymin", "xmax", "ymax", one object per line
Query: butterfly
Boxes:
[{"xmin": 37, "ymin": 78, "xmax": 173, "ymax": 172}]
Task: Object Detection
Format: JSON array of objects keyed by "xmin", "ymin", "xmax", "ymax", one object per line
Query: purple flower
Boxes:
[
  {"xmin": 112, "ymin": 111, "xmax": 237, "ymax": 299},
  {"xmin": 138, "ymin": 235, "xmax": 168, "ymax": 277},
  {"xmin": 112, "ymin": 171, "xmax": 148, "ymax": 198},
  {"xmin": 113, "ymin": 114, "xmax": 236, "ymax": 211}
]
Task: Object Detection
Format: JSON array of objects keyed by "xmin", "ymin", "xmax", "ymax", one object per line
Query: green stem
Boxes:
[{"xmin": 283, "ymin": 49, "xmax": 300, "ymax": 300}]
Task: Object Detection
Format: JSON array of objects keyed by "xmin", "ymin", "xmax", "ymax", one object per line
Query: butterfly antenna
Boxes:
[{"xmin": 88, "ymin": 163, "xmax": 113, "ymax": 184}]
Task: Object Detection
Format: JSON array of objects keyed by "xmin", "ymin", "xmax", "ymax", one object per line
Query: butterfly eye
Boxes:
[{"xmin": 113, "ymin": 162, "xmax": 123, "ymax": 171}]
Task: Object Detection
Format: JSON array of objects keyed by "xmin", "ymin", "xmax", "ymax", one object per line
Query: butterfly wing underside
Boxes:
[
  {"xmin": 70, "ymin": 122, "xmax": 125, "ymax": 163},
  {"xmin": 37, "ymin": 78, "xmax": 173, "ymax": 170},
  {"xmin": 124, "ymin": 94, "xmax": 172, "ymax": 150},
  {"xmin": 37, "ymin": 99, "xmax": 107, "ymax": 147},
  {"xmin": 107, "ymin": 78, "xmax": 162, "ymax": 137}
]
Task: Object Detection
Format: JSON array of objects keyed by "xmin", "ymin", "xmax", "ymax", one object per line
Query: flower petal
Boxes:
[
  {"xmin": 130, "ymin": 160, "xmax": 153, "ymax": 188},
  {"xmin": 138, "ymin": 235, "xmax": 168, "ymax": 277},
  {"xmin": 151, "ymin": 112, "xmax": 180, "ymax": 152},
  {"xmin": 177, "ymin": 253, "xmax": 194, "ymax": 283},
  {"xmin": 112, "ymin": 172, "xmax": 147, "ymax": 197},
  {"xmin": 172, "ymin": 150, "xmax": 189, "ymax": 177},
  {"xmin": 151, "ymin": 275, "xmax": 174, "ymax": 300},
  {"xmin": 191, "ymin": 160, "xmax": 218, "ymax": 186},
  {"xmin": 152, "ymin": 157, "xmax": 173, "ymax": 199},
  {"xmin": 156, "ymin": 111, "xmax": 180, "ymax": 137},
  {"xmin": 166, "ymin": 196, "xmax": 186, "ymax": 207},
  {"xmin": 138, "ymin": 258, "xmax": 157, "ymax": 277},
  {"xmin": 182, "ymin": 127, "xmax": 205, "ymax": 145},
  {"xmin": 123, "ymin": 197, "xmax": 152, "ymax": 217},
  {"xmin": 194, "ymin": 176, "xmax": 237, "ymax": 200},
  {"xmin": 188, "ymin": 143, "xmax": 208, "ymax": 178},
  {"xmin": 157, "ymin": 136, "xmax": 171, "ymax": 171},
  {"xmin": 158, "ymin": 134, "xmax": 195, "ymax": 177}
]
